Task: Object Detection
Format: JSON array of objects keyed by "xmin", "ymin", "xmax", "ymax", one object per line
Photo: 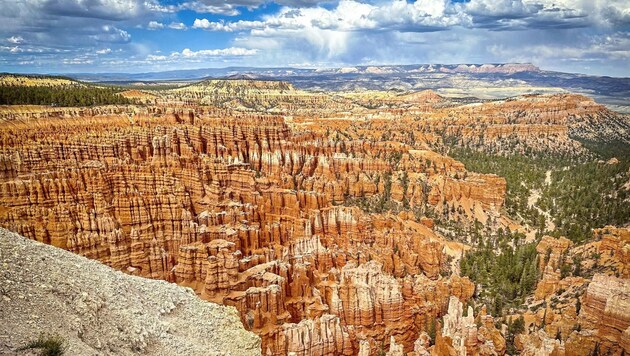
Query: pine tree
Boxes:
[
  {"xmin": 576, "ymin": 297, "xmax": 581, "ymax": 315},
  {"xmin": 591, "ymin": 342, "xmax": 600, "ymax": 356},
  {"xmin": 428, "ymin": 318, "xmax": 436, "ymax": 346}
]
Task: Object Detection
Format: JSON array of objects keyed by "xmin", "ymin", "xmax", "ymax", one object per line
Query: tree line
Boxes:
[{"xmin": 0, "ymin": 86, "xmax": 133, "ymax": 106}]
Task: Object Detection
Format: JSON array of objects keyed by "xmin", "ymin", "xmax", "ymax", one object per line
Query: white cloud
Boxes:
[
  {"xmin": 193, "ymin": 1, "xmax": 465, "ymax": 34},
  {"xmin": 7, "ymin": 36, "xmax": 24, "ymax": 44},
  {"xmin": 95, "ymin": 48, "xmax": 112, "ymax": 54},
  {"xmin": 195, "ymin": 0, "xmax": 468, "ymax": 61},
  {"xmin": 465, "ymin": 0, "xmax": 534, "ymax": 18},
  {"xmin": 147, "ymin": 54, "xmax": 168, "ymax": 61},
  {"xmin": 0, "ymin": 46, "xmax": 22, "ymax": 53},
  {"xmin": 148, "ymin": 21, "xmax": 165, "ymax": 30},
  {"xmin": 43, "ymin": 0, "xmax": 151, "ymax": 20},
  {"xmin": 179, "ymin": 2, "xmax": 241, "ymax": 16},
  {"xmin": 168, "ymin": 22, "xmax": 187, "ymax": 30},
  {"xmin": 193, "ymin": 18, "xmax": 265, "ymax": 31},
  {"xmin": 144, "ymin": 47, "xmax": 257, "ymax": 62},
  {"xmin": 192, "ymin": 0, "xmax": 627, "ymax": 36},
  {"xmin": 488, "ymin": 31, "xmax": 630, "ymax": 62},
  {"xmin": 137, "ymin": 0, "xmax": 245, "ymax": 15},
  {"xmin": 62, "ymin": 57, "xmax": 94, "ymax": 65},
  {"xmin": 144, "ymin": 1, "xmax": 179, "ymax": 13},
  {"xmin": 184, "ymin": 0, "xmax": 320, "ymax": 12},
  {"xmin": 148, "ymin": 21, "xmax": 187, "ymax": 30},
  {"xmin": 178, "ymin": 47, "xmax": 258, "ymax": 57},
  {"xmin": 91, "ymin": 26, "xmax": 131, "ymax": 43},
  {"xmin": 370, "ymin": 0, "xmax": 468, "ymax": 31}
]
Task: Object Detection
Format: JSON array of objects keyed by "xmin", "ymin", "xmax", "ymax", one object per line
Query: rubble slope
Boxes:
[{"xmin": 0, "ymin": 228, "xmax": 261, "ymax": 356}]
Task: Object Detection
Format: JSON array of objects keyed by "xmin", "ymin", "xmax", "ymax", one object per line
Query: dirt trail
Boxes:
[{"xmin": 525, "ymin": 170, "xmax": 555, "ymax": 240}]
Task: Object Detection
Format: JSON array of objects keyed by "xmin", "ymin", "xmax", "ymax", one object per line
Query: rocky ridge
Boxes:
[
  {"xmin": 0, "ymin": 74, "xmax": 83, "ymax": 87},
  {"xmin": 0, "ymin": 228, "xmax": 261, "ymax": 355}
]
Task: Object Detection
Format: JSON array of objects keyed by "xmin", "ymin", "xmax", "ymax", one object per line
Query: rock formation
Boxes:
[
  {"xmin": 0, "ymin": 228, "xmax": 260, "ymax": 355},
  {"xmin": 438, "ymin": 296, "xmax": 506, "ymax": 355},
  {"xmin": 579, "ymin": 274, "xmax": 630, "ymax": 353},
  {"xmin": 0, "ymin": 101, "xmax": 485, "ymax": 354},
  {"xmin": 519, "ymin": 228, "xmax": 630, "ymax": 355},
  {"xmin": 1, "ymin": 79, "xmax": 628, "ymax": 355}
]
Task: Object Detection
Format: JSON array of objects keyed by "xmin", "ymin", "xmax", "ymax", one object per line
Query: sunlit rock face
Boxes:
[
  {"xmin": 436, "ymin": 296, "xmax": 506, "ymax": 356},
  {"xmin": 1, "ymin": 80, "xmax": 628, "ymax": 355},
  {"xmin": 580, "ymin": 274, "xmax": 630, "ymax": 353},
  {"xmin": 0, "ymin": 103, "xmax": 486, "ymax": 354},
  {"xmin": 520, "ymin": 227, "xmax": 630, "ymax": 356}
]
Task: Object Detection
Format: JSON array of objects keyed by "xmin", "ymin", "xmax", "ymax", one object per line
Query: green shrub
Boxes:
[{"xmin": 18, "ymin": 333, "xmax": 66, "ymax": 356}]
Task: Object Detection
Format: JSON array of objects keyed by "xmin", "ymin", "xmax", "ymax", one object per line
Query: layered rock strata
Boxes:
[
  {"xmin": 520, "ymin": 229, "xmax": 630, "ymax": 355},
  {"xmin": 0, "ymin": 106, "xmax": 487, "ymax": 354},
  {"xmin": 2, "ymin": 82, "xmax": 627, "ymax": 355}
]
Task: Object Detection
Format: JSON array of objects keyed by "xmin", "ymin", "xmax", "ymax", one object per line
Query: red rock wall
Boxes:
[{"xmin": 0, "ymin": 109, "xmax": 486, "ymax": 354}]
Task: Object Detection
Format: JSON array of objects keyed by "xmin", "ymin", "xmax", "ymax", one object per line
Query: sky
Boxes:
[{"xmin": 0, "ymin": 0, "xmax": 629, "ymax": 76}]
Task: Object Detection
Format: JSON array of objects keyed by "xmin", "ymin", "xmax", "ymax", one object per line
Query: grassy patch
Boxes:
[{"xmin": 18, "ymin": 333, "xmax": 67, "ymax": 356}]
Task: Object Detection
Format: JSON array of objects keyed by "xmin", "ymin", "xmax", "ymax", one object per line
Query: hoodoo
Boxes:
[{"xmin": 1, "ymin": 71, "xmax": 629, "ymax": 355}]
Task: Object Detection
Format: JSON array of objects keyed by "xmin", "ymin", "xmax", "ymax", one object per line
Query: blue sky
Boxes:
[{"xmin": 1, "ymin": 0, "xmax": 629, "ymax": 76}]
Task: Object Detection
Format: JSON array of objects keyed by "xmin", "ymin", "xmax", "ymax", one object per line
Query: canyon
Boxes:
[{"xmin": 0, "ymin": 77, "xmax": 629, "ymax": 355}]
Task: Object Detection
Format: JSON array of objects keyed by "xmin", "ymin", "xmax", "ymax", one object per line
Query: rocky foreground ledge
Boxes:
[{"xmin": 0, "ymin": 228, "xmax": 261, "ymax": 356}]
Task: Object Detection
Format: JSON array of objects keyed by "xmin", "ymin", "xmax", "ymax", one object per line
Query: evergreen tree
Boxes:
[
  {"xmin": 576, "ymin": 297, "xmax": 581, "ymax": 315},
  {"xmin": 591, "ymin": 342, "xmax": 600, "ymax": 356},
  {"xmin": 428, "ymin": 318, "xmax": 436, "ymax": 346},
  {"xmin": 0, "ymin": 85, "xmax": 135, "ymax": 106}
]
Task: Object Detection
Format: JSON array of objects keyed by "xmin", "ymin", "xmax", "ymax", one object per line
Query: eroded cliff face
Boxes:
[
  {"xmin": 517, "ymin": 228, "xmax": 630, "ymax": 356},
  {"xmin": 0, "ymin": 103, "xmax": 487, "ymax": 354},
  {"xmin": 437, "ymin": 297, "xmax": 506, "ymax": 356},
  {"xmin": 311, "ymin": 92, "xmax": 630, "ymax": 157},
  {"xmin": 1, "ymin": 81, "xmax": 627, "ymax": 355},
  {"xmin": 0, "ymin": 228, "xmax": 261, "ymax": 356}
]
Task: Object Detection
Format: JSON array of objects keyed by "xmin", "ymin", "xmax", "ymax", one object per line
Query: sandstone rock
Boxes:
[
  {"xmin": 438, "ymin": 296, "xmax": 506, "ymax": 355},
  {"xmin": 386, "ymin": 336, "xmax": 404, "ymax": 356},
  {"xmin": 594, "ymin": 226, "xmax": 630, "ymax": 278},
  {"xmin": 516, "ymin": 330, "xmax": 563, "ymax": 356},
  {"xmin": 580, "ymin": 274, "xmax": 630, "ymax": 352},
  {"xmin": 412, "ymin": 332, "xmax": 431, "ymax": 356},
  {"xmin": 5, "ymin": 86, "xmax": 622, "ymax": 355}
]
